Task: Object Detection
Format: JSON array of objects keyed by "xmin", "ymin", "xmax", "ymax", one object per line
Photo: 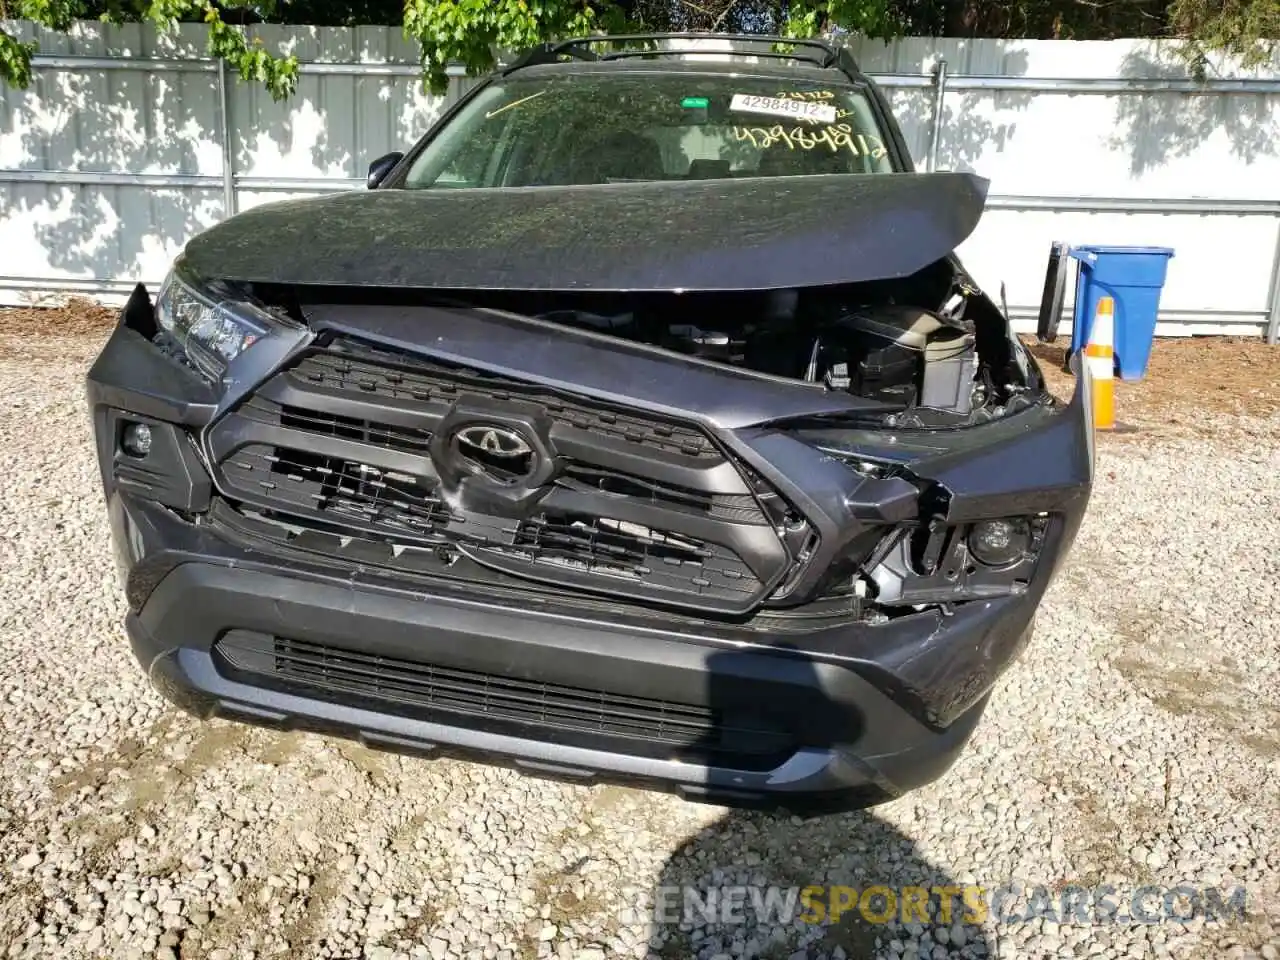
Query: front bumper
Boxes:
[
  {"xmin": 127, "ymin": 550, "xmax": 997, "ymax": 811},
  {"xmin": 88, "ymin": 311, "xmax": 1092, "ymax": 812},
  {"xmin": 113, "ymin": 488, "xmax": 1033, "ymax": 811}
]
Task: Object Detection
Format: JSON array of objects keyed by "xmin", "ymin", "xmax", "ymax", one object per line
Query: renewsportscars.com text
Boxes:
[{"xmin": 638, "ymin": 883, "xmax": 1248, "ymax": 927}]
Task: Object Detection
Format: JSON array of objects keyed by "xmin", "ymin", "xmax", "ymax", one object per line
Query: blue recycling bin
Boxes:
[{"xmin": 1069, "ymin": 245, "xmax": 1175, "ymax": 380}]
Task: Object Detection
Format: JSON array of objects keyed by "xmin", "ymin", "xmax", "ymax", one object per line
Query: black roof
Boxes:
[
  {"xmin": 502, "ymin": 32, "xmax": 866, "ymax": 85},
  {"xmin": 500, "ymin": 58, "xmax": 864, "ymax": 86}
]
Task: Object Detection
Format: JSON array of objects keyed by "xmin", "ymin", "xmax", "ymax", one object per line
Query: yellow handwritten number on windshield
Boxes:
[{"xmin": 733, "ymin": 124, "xmax": 887, "ymax": 158}]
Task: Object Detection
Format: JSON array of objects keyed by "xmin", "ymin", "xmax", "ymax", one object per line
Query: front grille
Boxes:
[
  {"xmin": 280, "ymin": 405, "xmax": 432, "ymax": 454},
  {"xmin": 556, "ymin": 462, "xmax": 765, "ymax": 524},
  {"xmin": 295, "ymin": 344, "xmax": 718, "ymax": 459},
  {"xmin": 207, "ymin": 338, "xmax": 799, "ymax": 614},
  {"xmin": 220, "ymin": 444, "xmax": 764, "ymax": 603},
  {"xmin": 214, "ymin": 630, "xmax": 794, "ymax": 769},
  {"xmin": 223, "ymin": 445, "xmax": 460, "ymax": 537},
  {"xmin": 486, "ymin": 511, "xmax": 757, "ymax": 596}
]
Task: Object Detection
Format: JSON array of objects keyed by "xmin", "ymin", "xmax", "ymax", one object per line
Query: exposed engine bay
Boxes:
[
  {"xmin": 259, "ymin": 257, "xmax": 1039, "ymax": 427},
  {"xmin": 536, "ymin": 296, "xmax": 982, "ymax": 411},
  {"xmin": 181, "ymin": 170, "xmax": 1045, "ymax": 427}
]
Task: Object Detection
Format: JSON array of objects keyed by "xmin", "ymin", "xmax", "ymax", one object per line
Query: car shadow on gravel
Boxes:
[
  {"xmin": 647, "ymin": 805, "xmax": 992, "ymax": 959},
  {"xmin": 643, "ymin": 649, "xmax": 992, "ymax": 960}
]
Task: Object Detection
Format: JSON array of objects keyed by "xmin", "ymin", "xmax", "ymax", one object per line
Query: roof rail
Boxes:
[{"xmin": 502, "ymin": 32, "xmax": 864, "ymax": 81}]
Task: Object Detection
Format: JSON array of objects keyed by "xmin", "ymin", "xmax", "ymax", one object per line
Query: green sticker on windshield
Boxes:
[{"xmin": 681, "ymin": 96, "xmax": 710, "ymax": 109}]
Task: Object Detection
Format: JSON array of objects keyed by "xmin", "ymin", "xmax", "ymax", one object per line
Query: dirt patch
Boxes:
[
  {"xmin": 334, "ymin": 740, "xmax": 390, "ymax": 782},
  {"xmin": 1030, "ymin": 766, "xmax": 1160, "ymax": 890},
  {"xmin": 197, "ymin": 877, "xmax": 277, "ymax": 957},
  {"xmin": 589, "ymin": 784, "xmax": 647, "ymax": 815},
  {"xmin": 1240, "ymin": 734, "xmax": 1280, "ymax": 759},
  {"xmin": 0, "ymin": 299, "xmax": 117, "ymax": 361},
  {"xmin": 273, "ymin": 862, "xmax": 351, "ymax": 955},
  {"xmin": 257, "ymin": 731, "xmax": 306, "ymax": 767},
  {"xmin": 516, "ymin": 835, "xmax": 617, "ymax": 959},
  {"xmin": 51, "ymin": 714, "xmax": 251, "ymax": 810},
  {"xmin": 1111, "ymin": 654, "xmax": 1280, "ymax": 760},
  {"xmin": 0, "ymin": 298, "xmax": 117, "ymax": 338},
  {"xmin": 1024, "ymin": 335, "xmax": 1280, "ymax": 427}
]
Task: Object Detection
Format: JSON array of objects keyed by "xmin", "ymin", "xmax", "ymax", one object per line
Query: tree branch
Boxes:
[
  {"xmin": 711, "ymin": 0, "xmax": 739, "ymax": 30},
  {"xmin": 675, "ymin": 0, "xmax": 716, "ymax": 18}
]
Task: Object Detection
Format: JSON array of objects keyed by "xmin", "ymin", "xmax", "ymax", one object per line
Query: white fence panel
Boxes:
[{"xmin": 1, "ymin": 22, "xmax": 1278, "ymax": 340}]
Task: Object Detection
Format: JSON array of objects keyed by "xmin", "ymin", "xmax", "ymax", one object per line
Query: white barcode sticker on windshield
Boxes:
[{"xmin": 729, "ymin": 93, "xmax": 837, "ymax": 124}]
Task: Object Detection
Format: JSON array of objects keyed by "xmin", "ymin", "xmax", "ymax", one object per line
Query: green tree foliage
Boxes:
[
  {"xmin": 1169, "ymin": 0, "xmax": 1280, "ymax": 69},
  {"xmin": 0, "ymin": 29, "xmax": 36, "ymax": 87},
  {"xmin": 402, "ymin": 0, "xmax": 606, "ymax": 93},
  {"xmin": 1, "ymin": 0, "xmax": 299, "ymax": 98},
  {"xmin": 1, "ymin": 0, "xmax": 1276, "ymax": 95}
]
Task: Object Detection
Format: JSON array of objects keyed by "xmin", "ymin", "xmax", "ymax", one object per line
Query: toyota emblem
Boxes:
[{"xmin": 451, "ymin": 424, "xmax": 537, "ymax": 484}]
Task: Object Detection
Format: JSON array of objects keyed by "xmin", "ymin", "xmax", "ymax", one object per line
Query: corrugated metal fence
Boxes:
[{"xmin": 2, "ymin": 22, "xmax": 1279, "ymax": 341}]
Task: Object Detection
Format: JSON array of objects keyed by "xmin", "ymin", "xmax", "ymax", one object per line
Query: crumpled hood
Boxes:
[{"xmin": 184, "ymin": 173, "xmax": 989, "ymax": 292}]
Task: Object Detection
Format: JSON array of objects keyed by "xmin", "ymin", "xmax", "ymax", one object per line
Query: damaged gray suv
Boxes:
[{"xmin": 87, "ymin": 33, "xmax": 1093, "ymax": 812}]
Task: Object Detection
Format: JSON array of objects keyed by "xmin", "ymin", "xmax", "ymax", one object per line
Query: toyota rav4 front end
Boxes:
[{"xmin": 86, "ymin": 37, "xmax": 1093, "ymax": 812}]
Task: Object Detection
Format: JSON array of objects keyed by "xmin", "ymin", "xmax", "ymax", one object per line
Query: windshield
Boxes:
[{"xmin": 403, "ymin": 73, "xmax": 896, "ymax": 189}]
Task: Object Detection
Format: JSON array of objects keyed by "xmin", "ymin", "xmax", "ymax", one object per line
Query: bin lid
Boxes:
[{"xmin": 1070, "ymin": 245, "xmax": 1175, "ymax": 258}]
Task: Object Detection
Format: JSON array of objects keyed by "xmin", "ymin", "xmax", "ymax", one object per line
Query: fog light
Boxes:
[
  {"xmin": 968, "ymin": 518, "xmax": 1030, "ymax": 567},
  {"xmin": 122, "ymin": 422, "xmax": 152, "ymax": 457}
]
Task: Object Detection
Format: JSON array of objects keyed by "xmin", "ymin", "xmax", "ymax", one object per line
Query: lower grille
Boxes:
[{"xmin": 214, "ymin": 630, "xmax": 795, "ymax": 769}]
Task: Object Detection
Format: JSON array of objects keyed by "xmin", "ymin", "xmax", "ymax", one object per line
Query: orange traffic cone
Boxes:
[{"xmin": 1085, "ymin": 296, "xmax": 1116, "ymax": 431}]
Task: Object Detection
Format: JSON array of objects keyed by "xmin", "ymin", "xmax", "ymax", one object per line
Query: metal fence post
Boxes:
[
  {"xmin": 1267, "ymin": 223, "xmax": 1280, "ymax": 344},
  {"xmin": 216, "ymin": 59, "xmax": 236, "ymax": 219},
  {"xmin": 926, "ymin": 58, "xmax": 948, "ymax": 172}
]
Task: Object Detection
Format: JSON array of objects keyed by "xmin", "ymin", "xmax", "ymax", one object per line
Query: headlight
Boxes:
[{"xmin": 155, "ymin": 264, "xmax": 282, "ymax": 381}]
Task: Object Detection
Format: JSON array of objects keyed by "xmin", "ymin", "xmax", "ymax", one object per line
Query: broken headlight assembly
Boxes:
[
  {"xmin": 868, "ymin": 514, "xmax": 1051, "ymax": 607},
  {"xmin": 154, "ymin": 261, "xmax": 284, "ymax": 382}
]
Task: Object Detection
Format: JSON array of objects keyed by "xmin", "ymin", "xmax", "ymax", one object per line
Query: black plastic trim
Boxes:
[
  {"xmin": 124, "ymin": 560, "xmax": 993, "ymax": 809},
  {"xmin": 106, "ymin": 412, "xmax": 212, "ymax": 513}
]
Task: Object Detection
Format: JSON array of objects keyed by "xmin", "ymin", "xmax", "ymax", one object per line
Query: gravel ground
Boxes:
[{"xmin": 1, "ymin": 311, "xmax": 1278, "ymax": 960}]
